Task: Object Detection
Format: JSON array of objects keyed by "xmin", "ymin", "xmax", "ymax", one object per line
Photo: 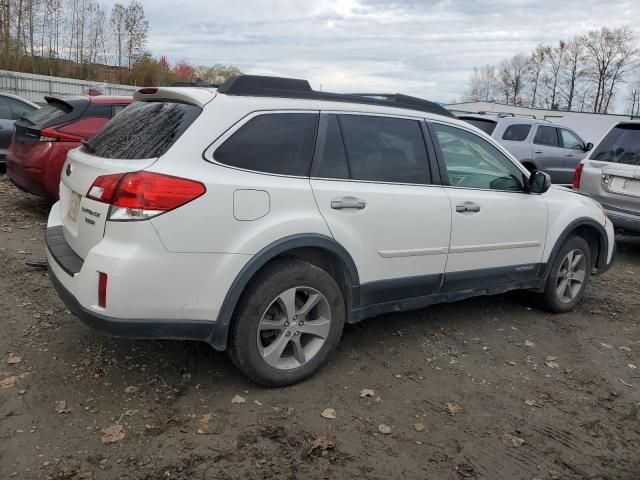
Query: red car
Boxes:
[{"xmin": 7, "ymin": 95, "xmax": 132, "ymax": 201}]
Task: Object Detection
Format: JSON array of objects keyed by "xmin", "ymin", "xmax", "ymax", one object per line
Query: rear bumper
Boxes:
[
  {"xmin": 605, "ymin": 208, "xmax": 640, "ymax": 235},
  {"xmin": 48, "ymin": 266, "xmax": 218, "ymax": 343}
]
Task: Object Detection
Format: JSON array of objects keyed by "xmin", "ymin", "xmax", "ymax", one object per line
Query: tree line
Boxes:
[
  {"xmin": 463, "ymin": 26, "xmax": 639, "ymax": 115},
  {"xmin": 0, "ymin": 0, "xmax": 241, "ymax": 86}
]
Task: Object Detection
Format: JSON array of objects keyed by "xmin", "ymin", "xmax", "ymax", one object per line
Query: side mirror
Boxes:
[
  {"xmin": 528, "ymin": 171, "xmax": 551, "ymax": 194},
  {"xmin": 584, "ymin": 142, "xmax": 593, "ymax": 152}
]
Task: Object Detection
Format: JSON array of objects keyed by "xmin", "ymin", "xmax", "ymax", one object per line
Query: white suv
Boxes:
[{"xmin": 46, "ymin": 75, "xmax": 615, "ymax": 386}]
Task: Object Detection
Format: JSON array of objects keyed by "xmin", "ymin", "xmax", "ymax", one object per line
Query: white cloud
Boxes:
[{"xmin": 132, "ymin": 0, "xmax": 639, "ymax": 109}]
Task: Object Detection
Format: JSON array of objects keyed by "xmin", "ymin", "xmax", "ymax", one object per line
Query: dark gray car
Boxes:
[
  {"xmin": 458, "ymin": 114, "xmax": 592, "ymax": 185},
  {"xmin": 0, "ymin": 93, "xmax": 38, "ymax": 171}
]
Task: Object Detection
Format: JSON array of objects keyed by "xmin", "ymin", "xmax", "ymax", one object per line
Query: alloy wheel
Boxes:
[
  {"xmin": 556, "ymin": 249, "xmax": 587, "ymax": 303},
  {"xmin": 257, "ymin": 286, "xmax": 332, "ymax": 370}
]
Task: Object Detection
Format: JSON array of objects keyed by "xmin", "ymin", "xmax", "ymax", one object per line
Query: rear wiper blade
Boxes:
[
  {"xmin": 18, "ymin": 116, "xmax": 35, "ymax": 125},
  {"xmin": 81, "ymin": 139, "xmax": 96, "ymax": 153}
]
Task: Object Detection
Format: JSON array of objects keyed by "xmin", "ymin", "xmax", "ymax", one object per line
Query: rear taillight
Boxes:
[
  {"xmin": 38, "ymin": 127, "xmax": 82, "ymax": 142},
  {"xmin": 572, "ymin": 163, "xmax": 584, "ymax": 189},
  {"xmin": 86, "ymin": 171, "xmax": 205, "ymax": 221}
]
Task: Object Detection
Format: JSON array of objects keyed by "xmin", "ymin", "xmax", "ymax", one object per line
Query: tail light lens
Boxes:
[
  {"xmin": 86, "ymin": 171, "xmax": 205, "ymax": 221},
  {"xmin": 38, "ymin": 127, "xmax": 82, "ymax": 142},
  {"xmin": 572, "ymin": 163, "xmax": 584, "ymax": 189}
]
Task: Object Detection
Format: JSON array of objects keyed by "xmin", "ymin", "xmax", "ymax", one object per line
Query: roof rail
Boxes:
[{"xmin": 217, "ymin": 75, "xmax": 454, "ymax": 118}]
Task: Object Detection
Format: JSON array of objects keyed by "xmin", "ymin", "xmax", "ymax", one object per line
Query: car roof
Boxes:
[{"xmin": 0, "ymin": 91, "xmax": 39, "ymax": 108}]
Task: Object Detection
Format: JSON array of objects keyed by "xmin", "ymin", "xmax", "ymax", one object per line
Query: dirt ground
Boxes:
[{"xmin": 1, "ymin": 174, "xmax": 639, "ymax": 480}]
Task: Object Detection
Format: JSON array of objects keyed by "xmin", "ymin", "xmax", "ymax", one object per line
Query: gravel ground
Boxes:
[{"xmin": 1, "ymin": 174, "xmax": 639, "ymax": 480}]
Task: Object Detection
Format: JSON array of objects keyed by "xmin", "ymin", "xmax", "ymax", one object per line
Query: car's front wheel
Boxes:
[
  {"xmin": 539, "ymin": 235, "xmax": 591, "ymax": 313},
  {"xmin": 228, "ymin": 258, "xmax": 345, "ymax": 387}
]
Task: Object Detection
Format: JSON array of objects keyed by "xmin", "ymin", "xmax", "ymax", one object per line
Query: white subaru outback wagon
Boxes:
[{"xmin": 46, "ymin": 75, "xmax": 615, "ymax": 386}]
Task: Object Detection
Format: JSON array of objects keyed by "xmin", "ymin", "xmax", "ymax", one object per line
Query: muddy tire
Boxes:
[
  {"xmin": 538, "ymin": 236, "xmax": 591, "ymax": 313},
  {"xmin": 228, "ymin": 258, "xmax": 345, "ymax": 387}
]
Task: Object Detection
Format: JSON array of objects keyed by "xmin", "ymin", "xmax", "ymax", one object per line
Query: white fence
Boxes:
[{"xmin": 0, "ymin": 70, "xmax": 137, "ymax": 104}]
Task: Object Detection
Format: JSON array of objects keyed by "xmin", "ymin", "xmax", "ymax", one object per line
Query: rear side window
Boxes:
[
  {"xmin": 8, "ymin": 98, "xmax": 36, "ymax": 120},
  {"xmin": 591, "ymin": 124, "xmax": 640, "ymax": 165},
  {"xmin": 215, "ymin": 113, "xmax": 318, "ymax": 176},
  {"xmin": 502, "ymin": 124, "xmax": 531, "ymax": 142},
  {"xmin": 339, "ymin": 115, "xmax": 430, "ymax": 184},
  {"xmin": 461, "ymin": 118, "xmax": 497, "ymax": 135},
  {"xmin": 533, "ymin": 126, "xmax": 559, "ymax": 147},
  {"xmin": 86, "ymin": 101, "xmax": 201, "ymax": 159},
  {"xmin": 84, "ymin": 103, "xmax": 112, "ymax": 119},
  {"xmin": 0, "ymin": 97, "xmax": 11, "ymax": 119},
  {"xmin": 21, "ymin": 100, "xmax": 72, "ymax": 126}
]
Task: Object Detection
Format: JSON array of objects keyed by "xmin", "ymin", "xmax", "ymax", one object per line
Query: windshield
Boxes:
[
  {"xmin": 85, "ymin": 101, "xmax": 201, "ymax": 159},
  {"xmin": 591, "ymin": 124, "xmax": 640, "ymax": 166}
]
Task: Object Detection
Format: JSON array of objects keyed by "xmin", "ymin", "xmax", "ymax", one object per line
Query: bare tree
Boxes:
[
  {"xmin": 124, "ymin": 0, "xmax": 148, "ymax": 70},
  {"xmin": 584, "ymin": 26, "xmax": 638, "ymax": 113},
  {"xmin": 527, "ymin": 44, "xmax": 547, "ymax": 107},
  {"xmin": 499, "ymin": 53, "xmax": 529, "ymax": 104},
  {"xmin": 559, "ymin": 37, "xmax": 586, "ymax": 110},
  {"xmin": 110, "ymin": 2, "xmax": 125, "ymax": 67},
  {"xmin": 628, "ymin": 79, "xmax": 640, "ymax": 117}
]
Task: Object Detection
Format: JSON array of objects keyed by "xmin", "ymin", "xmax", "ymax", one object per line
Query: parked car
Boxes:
[
  {"xmin": 0, "ymin": 92, "xmax": 39, "ymax": 172},
  {"xmin": 458, "ymin": 113, "xmax": 592, "ymax": 185},
  {"xmin": 46, "ymin": 75, "xmax": 615, "ymax": 386},
  {"xmin": 7, "ymin": 94, "xmax": 132, "ymax": 200},
  {"xmin": 574, "ymin": 121, "xmax": 640, "ymax": 235}
]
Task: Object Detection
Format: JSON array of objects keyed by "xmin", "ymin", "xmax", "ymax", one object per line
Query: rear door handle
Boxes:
[
  {"xmin": 456, "ymin": 202, "xmax": 481, "ymax": 213},
  {"xmin": 331, "ymin": 197, "xmax": 366, "ymax": 210},
  {"xmin": 534, "ymin": 150, "xmax": 543, "ymax": 154},
  {"xmin": 565, "ymin": 153, "xmax": 574, "ymax": 157}
]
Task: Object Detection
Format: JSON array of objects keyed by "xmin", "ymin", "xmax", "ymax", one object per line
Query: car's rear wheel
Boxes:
[
  {"xmin": 538, "ymin": 236, "xmax": 591, "ymax": 313},
  {"xmin": 228, "ymin": 258, "xmax": 345, "ymax": 387}
]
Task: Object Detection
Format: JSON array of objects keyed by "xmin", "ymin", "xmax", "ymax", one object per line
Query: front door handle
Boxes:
[
  {"xmin": 456, "ymin": 202, "xmax": 481, "ymax": 213},
  {"xmin": 565, "ymin": 153, "xmax": 574, "ymax": 157},
  {"xmin": 534, "ymin": 149, "xmax": 543, "ymax": 154},
  {"xmin": 331, "ymin": 197, "xmax": 366, "ymax": 210}
]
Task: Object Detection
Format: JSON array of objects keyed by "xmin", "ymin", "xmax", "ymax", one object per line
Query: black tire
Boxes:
[
  {"xmin": 538, "ymin": 235, "xmax": 591, "ymax": 313},
  {"xmin": 228, "ymin": 258, "xmax": 345, "ymax": 387}
]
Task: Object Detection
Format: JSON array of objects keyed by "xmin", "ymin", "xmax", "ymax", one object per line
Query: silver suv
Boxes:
[
  {"xmin": 574, "ymin": 121, "xmax": 640, "ymax": 235},
  {"xmin": 458, "ymin": 113, "xmax": 592, "ymax": 185}
]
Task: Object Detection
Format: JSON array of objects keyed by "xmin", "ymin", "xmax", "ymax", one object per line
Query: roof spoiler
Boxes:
[{"xmin": 134, "ymin": 87, "xmax": 216, "ymax": 108}]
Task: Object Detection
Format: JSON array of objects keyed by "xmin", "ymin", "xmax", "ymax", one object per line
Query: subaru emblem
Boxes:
[{"xmin": 66, "ymin": 163, "xmax": 72, "ymax": 176}]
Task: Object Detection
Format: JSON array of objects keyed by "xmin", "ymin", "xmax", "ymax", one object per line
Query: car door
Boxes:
[
  {"xmin": 310, "ymin": 113, "xmax": 452, "ymax": 305},
  {"xmin": 559, "ymin": 128, "xmax": 588, "ymax": 182},
  {"xmin": 532, "ymin": 125, "xmax": 566, "ymax": 183},
  {"xmin": 429, "ymin": 121, "xmax": 548, "ymax": 292}
]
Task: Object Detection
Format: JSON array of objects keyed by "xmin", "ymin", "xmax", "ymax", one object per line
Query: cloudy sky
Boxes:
[{"xmin": 132, "ymin": 0, "xmax": 639, "ymax": 107}]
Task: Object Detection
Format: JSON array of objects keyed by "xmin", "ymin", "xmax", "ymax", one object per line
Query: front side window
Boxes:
[
  {"xmin": 533, "ymin": 125, "xmax": 559, "ymax": 147},
  {"xmin": 433, "ymin": 123, "xmax": 525, "ymax": 191},
  {"xmin": 339, "ymin": 115, "xmax": 430, "ymax": 184},
  {"xmin": 591, "ymin": 124, "xmax": 640, "ymax": 166},
  {"xmin": 502, "ymin": 124, "xmax": 531, "ymax": 142},
  {"xmin": 215, "ymin": 113, "xmax": 318, "ymax": 176},
  {"xmin": 560, "ymin": 129, "xmax": 584, "ymax": 150}
]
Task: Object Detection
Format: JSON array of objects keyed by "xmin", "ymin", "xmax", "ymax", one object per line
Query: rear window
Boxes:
[
  {"xmin": 21, "ymin": 100, "xmax": 72, "ymax": 127},
  {"xmin": 461, "ymin": 118, "xmax": 497, "ymax": 135},
  {"xmin": 591, "ymin": 124, "xmax": 640, "ymax": 166},
  {"xmin": 85, "ymin": 101, "xmax": 201, "ymax": 159},
  {"xmin": 502, "ymin": 124, "xmax": 531, "ymax": 142},
  {"xmin": 214, "ymin": 113, "xmax": 318, "ymax": 176}
]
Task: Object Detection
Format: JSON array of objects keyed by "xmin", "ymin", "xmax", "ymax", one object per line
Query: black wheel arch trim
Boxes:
[
  {"xmin": 209, "ymin": 233, "xmax": 360, "ymax": 350},
  {"xmin": 542, "ymin": 217, "xmax": 610, "ymax": 279}
]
